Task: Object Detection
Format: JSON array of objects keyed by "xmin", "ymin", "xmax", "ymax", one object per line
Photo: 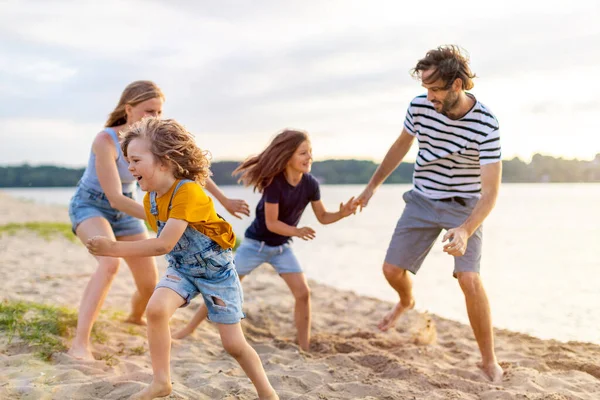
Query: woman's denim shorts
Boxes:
[{"xmin": 68, "ymin": 184, "xmax": 146, "ymax": 237}]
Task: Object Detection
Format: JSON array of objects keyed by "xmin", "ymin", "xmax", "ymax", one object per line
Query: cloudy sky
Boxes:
[{"xmin": 1, "ymin": 0, "xmax": 599, "ymax": 167}]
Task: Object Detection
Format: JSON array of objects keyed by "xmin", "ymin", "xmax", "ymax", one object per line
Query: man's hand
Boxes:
[
  {"xmin": 222, "ymin": 198, "xmax": 250, "ymax": 219},
  {"xmin": 86, "ymin": 236, "xmax": 116, "ymax": 256},
  {"xmin": 356, "ymin": 187, "xmax": 375, "ymax": 212},
  {"xmin": 339, "ymin": 196, "xmax": 358, "ymax": 218},
  {"xmin": 442, "ymin": 227, "xmax": 469, "ymax": 256},
  {"xmin": 295, "ymin": 226, "xmax": 316, "ymax": 240}
]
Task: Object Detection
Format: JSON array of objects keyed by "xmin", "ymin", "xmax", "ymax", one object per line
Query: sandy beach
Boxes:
[{"xmin": 1, "ymin": 191, "xmax": 599, "ymax": 400}]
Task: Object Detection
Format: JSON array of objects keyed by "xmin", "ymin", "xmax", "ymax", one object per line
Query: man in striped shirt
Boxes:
[{"xmin": 356, "ymin": 45, "xmax": 503, "ymax": 383}]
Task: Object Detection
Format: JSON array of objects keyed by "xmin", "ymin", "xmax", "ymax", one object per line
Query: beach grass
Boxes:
[
  {"xmin": 0, "ymin": 300, "xmax": 106, "ymax": 360},
  {"xmin": 0, "ymin": 222, "xmax": 76, "ymax": 242}
]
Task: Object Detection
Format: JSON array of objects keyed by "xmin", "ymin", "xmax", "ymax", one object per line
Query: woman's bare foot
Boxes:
[
  {"xmin": 67, "ymin": 345, "xmax": 95, "ymax": 361},
  {"xmin": 130, "ymin": 380, "xmax": 172, "ymax": 400},
  {"xmin": 125, "ymin": 315, "xmax": 147, "ymax": 326},
  {"xmin": 477, "ymin": 361, "xmax": 504, "ymax": 383},
  {"xmin": 377, "ymin": 298, "xmax": 415, "ymax": 331},
  {"xmin": 171, "ymin": 326, "xmax": 193, "ymax": 340}
]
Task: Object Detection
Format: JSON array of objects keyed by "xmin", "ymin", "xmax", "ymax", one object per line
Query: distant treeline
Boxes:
[{"xmin": 1, "ymin": 154, "xmax": 600, "ymax": 188}]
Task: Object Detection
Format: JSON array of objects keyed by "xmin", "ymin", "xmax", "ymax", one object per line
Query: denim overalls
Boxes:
[{"xmin": 153, "ymin": 179, "xmax": 244, "ymax": 324}]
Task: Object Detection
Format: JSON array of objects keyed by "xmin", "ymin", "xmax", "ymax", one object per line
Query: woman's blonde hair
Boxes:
[
  {"xmin": 121, "ymin": 117, "xmax": 211, "ymax": 185},
  {"xmin": 234, "ymin": 129, "xmax": 309, "ymax": 192},
  {"xmin": 105, "ymin": 81, "xmax": 165, "ymax": 127}
]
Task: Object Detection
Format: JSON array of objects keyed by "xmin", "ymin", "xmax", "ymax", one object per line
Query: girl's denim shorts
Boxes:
[{"xmin": 68, "ymin": 185, "xmax": 146, "ymax": 237}]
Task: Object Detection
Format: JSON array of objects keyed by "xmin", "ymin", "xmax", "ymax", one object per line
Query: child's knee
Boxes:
[
  {"xmin": 294, "ymin": 285, "xmax": 311, "ymax": 302},
  {"xmin": 146, "ymin": 301, "xmax": 169, "ymax": 322},
  {"xmin": 222, "ymin": 337, "xmax": 246, "ymax": 359}
]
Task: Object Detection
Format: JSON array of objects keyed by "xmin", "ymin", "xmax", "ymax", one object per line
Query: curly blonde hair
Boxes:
[{"xmin": 121, "ymin": 117, "xmax": 211, "ymax": 185}]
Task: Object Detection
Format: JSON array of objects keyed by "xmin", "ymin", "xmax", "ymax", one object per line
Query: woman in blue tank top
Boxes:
[
  {"xmin": 67, "ymin": 81, "xmax": 164, "ymax": 360},
  {"xmin": 68, "ymin": 81, "xmax": 251, "ymax": 360}
]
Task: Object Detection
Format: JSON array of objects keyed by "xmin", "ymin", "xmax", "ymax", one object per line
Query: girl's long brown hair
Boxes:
[
  {"xmin": 234, "ymin": 129, "xmax": 309, "ymax": 192},
  {"xmin": 105, "ymin": 80, "xmax": 165, "ymax": 127}
]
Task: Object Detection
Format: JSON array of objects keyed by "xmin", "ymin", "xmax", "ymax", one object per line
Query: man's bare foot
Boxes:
[
  {"xmin": 477, "ymin": 361, "xmax": 503, "ymax": 383},
  {"xmin": 377, "ymin": 298, "xmax": 415, "ymax": 331},
  {"xmin": 171, "ymin": 327, "xmax": 193, "ymax": 340},
  {"xmin": 130, "ymin": 380, "xmax": 172, "ymax": 400},
  {"xmin": 125, "ymin": 315, "xmax": 147, "ymax": 326},
  {"xmin": 67, "ymin": 345, "xmax": 95, "ymax": 361}
]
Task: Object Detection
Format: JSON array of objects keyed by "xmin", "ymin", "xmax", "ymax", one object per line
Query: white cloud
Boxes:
[{"xmin": 0, "ymin": 0, "xmax": 599, "ymax": 165}]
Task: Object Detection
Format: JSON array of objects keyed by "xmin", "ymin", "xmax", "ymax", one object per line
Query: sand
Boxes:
[{"xmin": 1, "ymin": 191, "xmax": 599, "ymax": 400}]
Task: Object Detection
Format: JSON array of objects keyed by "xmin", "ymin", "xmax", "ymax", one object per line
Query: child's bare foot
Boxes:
[
  {"xmin": 130, "ymin": 380, "xmax": 172, "ymax": 400},
  {"xmin": 125, "ymin": 315, "xmax": 147, "ymax": 326},
  {"xmin": 477, "ymin": 361, "xmax": 504, "ymax": 383},
  {"xmin": 67, "ymin": 345, "xmax": 95, "ymax": 361},
  {"xmin": 171, "ymin": 327, "xmax": 193, "ymax": 340},
  {"xmin": 377, "ymin": 298, "xmax": 415, "ymax": 331},
  {"xmin": 259, "ymin": 390, "xmax": 279, "ymax": 400}
]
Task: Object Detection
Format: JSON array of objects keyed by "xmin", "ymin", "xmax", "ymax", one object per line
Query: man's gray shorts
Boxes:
[{"xmin": 385, "ymin": 190, "xmax": 482, "ymax": 276}]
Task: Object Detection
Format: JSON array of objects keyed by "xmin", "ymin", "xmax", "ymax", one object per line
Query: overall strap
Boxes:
[
  {"xmin": 149, "ymin": 191, "xmax": 159, "ymax": 216},
  {"xmin": 167, "ymin": 179, "xmax": 195, "ymax": 211},
  {"xmin": 149, "ymin": 179, "xmax": 194, "ymax": 223}
]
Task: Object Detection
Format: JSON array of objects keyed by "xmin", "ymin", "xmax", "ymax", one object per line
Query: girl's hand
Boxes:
[
  {"xmin": 295, "ymin": 226, "xmax": 316, "ymax": 240},
  {"xmin": 86, "ymin": 236, "xmax": 116, "ymax": 256},
  {"xmin": 223, "ymin": 198, "xmax": 250, "ymax": 219},
  {"xmin": 339, "ymin": 196, "xmax": 358, "ymax": 218}
]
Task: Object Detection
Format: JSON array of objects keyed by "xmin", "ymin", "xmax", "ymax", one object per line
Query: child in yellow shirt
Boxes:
[{"xmin": 86, "ymin": 117, "xmax": 277, "ymax": 400}]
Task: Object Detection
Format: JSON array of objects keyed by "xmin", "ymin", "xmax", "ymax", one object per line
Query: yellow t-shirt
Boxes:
[{"xmin": 143, "ymin": 180, "xmax": 236, "ymax": 250}]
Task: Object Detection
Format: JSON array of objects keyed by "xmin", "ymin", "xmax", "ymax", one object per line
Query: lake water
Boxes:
[{"xmin": 2, "ymin": 184, "xmax": 599, "ymax": 345}]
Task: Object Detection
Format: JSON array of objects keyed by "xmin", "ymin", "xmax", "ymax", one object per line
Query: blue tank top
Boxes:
[{"xmin": 79, "ymin": 127, "xmax": 136, "ymax": 193}]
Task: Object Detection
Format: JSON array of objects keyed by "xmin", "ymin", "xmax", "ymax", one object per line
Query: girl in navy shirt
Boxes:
[{"xmin": 173, "ymin": 129, "xmax": 357, "ymax": 350}]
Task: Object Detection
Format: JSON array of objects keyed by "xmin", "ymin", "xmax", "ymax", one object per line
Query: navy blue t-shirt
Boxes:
[{"xmin": 245, "ymin": 173, "xmax": 321, "ymax": 246}]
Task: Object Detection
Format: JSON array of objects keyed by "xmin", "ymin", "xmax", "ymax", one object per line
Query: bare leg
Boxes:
[
  {"xmin": 120, "ymin": 231, "xmax": 159, "ymax": 325},
  {"xmin": 280, "ymin": 273, "xmax": 311, "ymax": 351},
  {"xmin": 218, "ymin": 321, "xmax": 278, "ymax": 399},
  {"xmin": 456, "ymin": 272, "xmax": 503, "ymax": 383},
  {"xmin": 130, "ymin": 288, "xmax": 185, "ymax": 400},
  {"xmin": 172, "ymin": 275, "xmax": 246, "ymax": 339},
  {"xmin": 378, "ymin": 262, "xmax": 415, "ymax": 331},
  {"xmin": 69, "ymin": 217, "xmax": 120, "ymax": 360},
  {"xmin": 171, "ymin": 303, "xmax": 208, "ymax": 339}
]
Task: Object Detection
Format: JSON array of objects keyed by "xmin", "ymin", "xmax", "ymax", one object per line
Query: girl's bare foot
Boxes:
[
  {"xmin": 477, "ymin": 361, "xmax": 504, "ymax": 383},
  {"xmin": 130, "ymin": 380, "xmax": 172, "ymax": 400},
  {"xmin": 377, "ymin": 298, "xmax": 415, "ymax": 331},
  {"xmin": 67, "ymin": 345, "xmax": 95, "ymax": 361},
  {"xmin": 171, "ymin": 327, "xmax": 193, "ymax": 340}
]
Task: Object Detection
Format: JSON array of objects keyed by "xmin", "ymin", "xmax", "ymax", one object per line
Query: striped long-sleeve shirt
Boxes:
[{"xmin": 404, "ymin": 94, "xmax": 501, "ymax": 199}]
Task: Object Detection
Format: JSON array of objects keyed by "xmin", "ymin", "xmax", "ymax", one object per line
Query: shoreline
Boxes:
[
  {"xmin": 1, "ymin": 192, "xmax": 600, "ymax": 399},
  {"xmin": 1, "ymin": 189, "xmax": 598, "ymax": 347}
]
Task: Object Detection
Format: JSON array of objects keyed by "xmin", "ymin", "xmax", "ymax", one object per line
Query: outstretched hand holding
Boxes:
[
  {"xmin": 355, "ymin": 187, "xmax": 374, "ymax": 212},
  {"xmin": 86, "ymin": 236, "xmax": 116, "ymax": 257},
  {"xmin": 442, "ymin": 227, "xmax": 469, "ymax": 257},
  {"xmin": 339, "ymin": 196, "xmax": 358, "ymax": 218},
  {"xmin": 222, "ymin": 197, "xmax": 250, "ymax": 219}
]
